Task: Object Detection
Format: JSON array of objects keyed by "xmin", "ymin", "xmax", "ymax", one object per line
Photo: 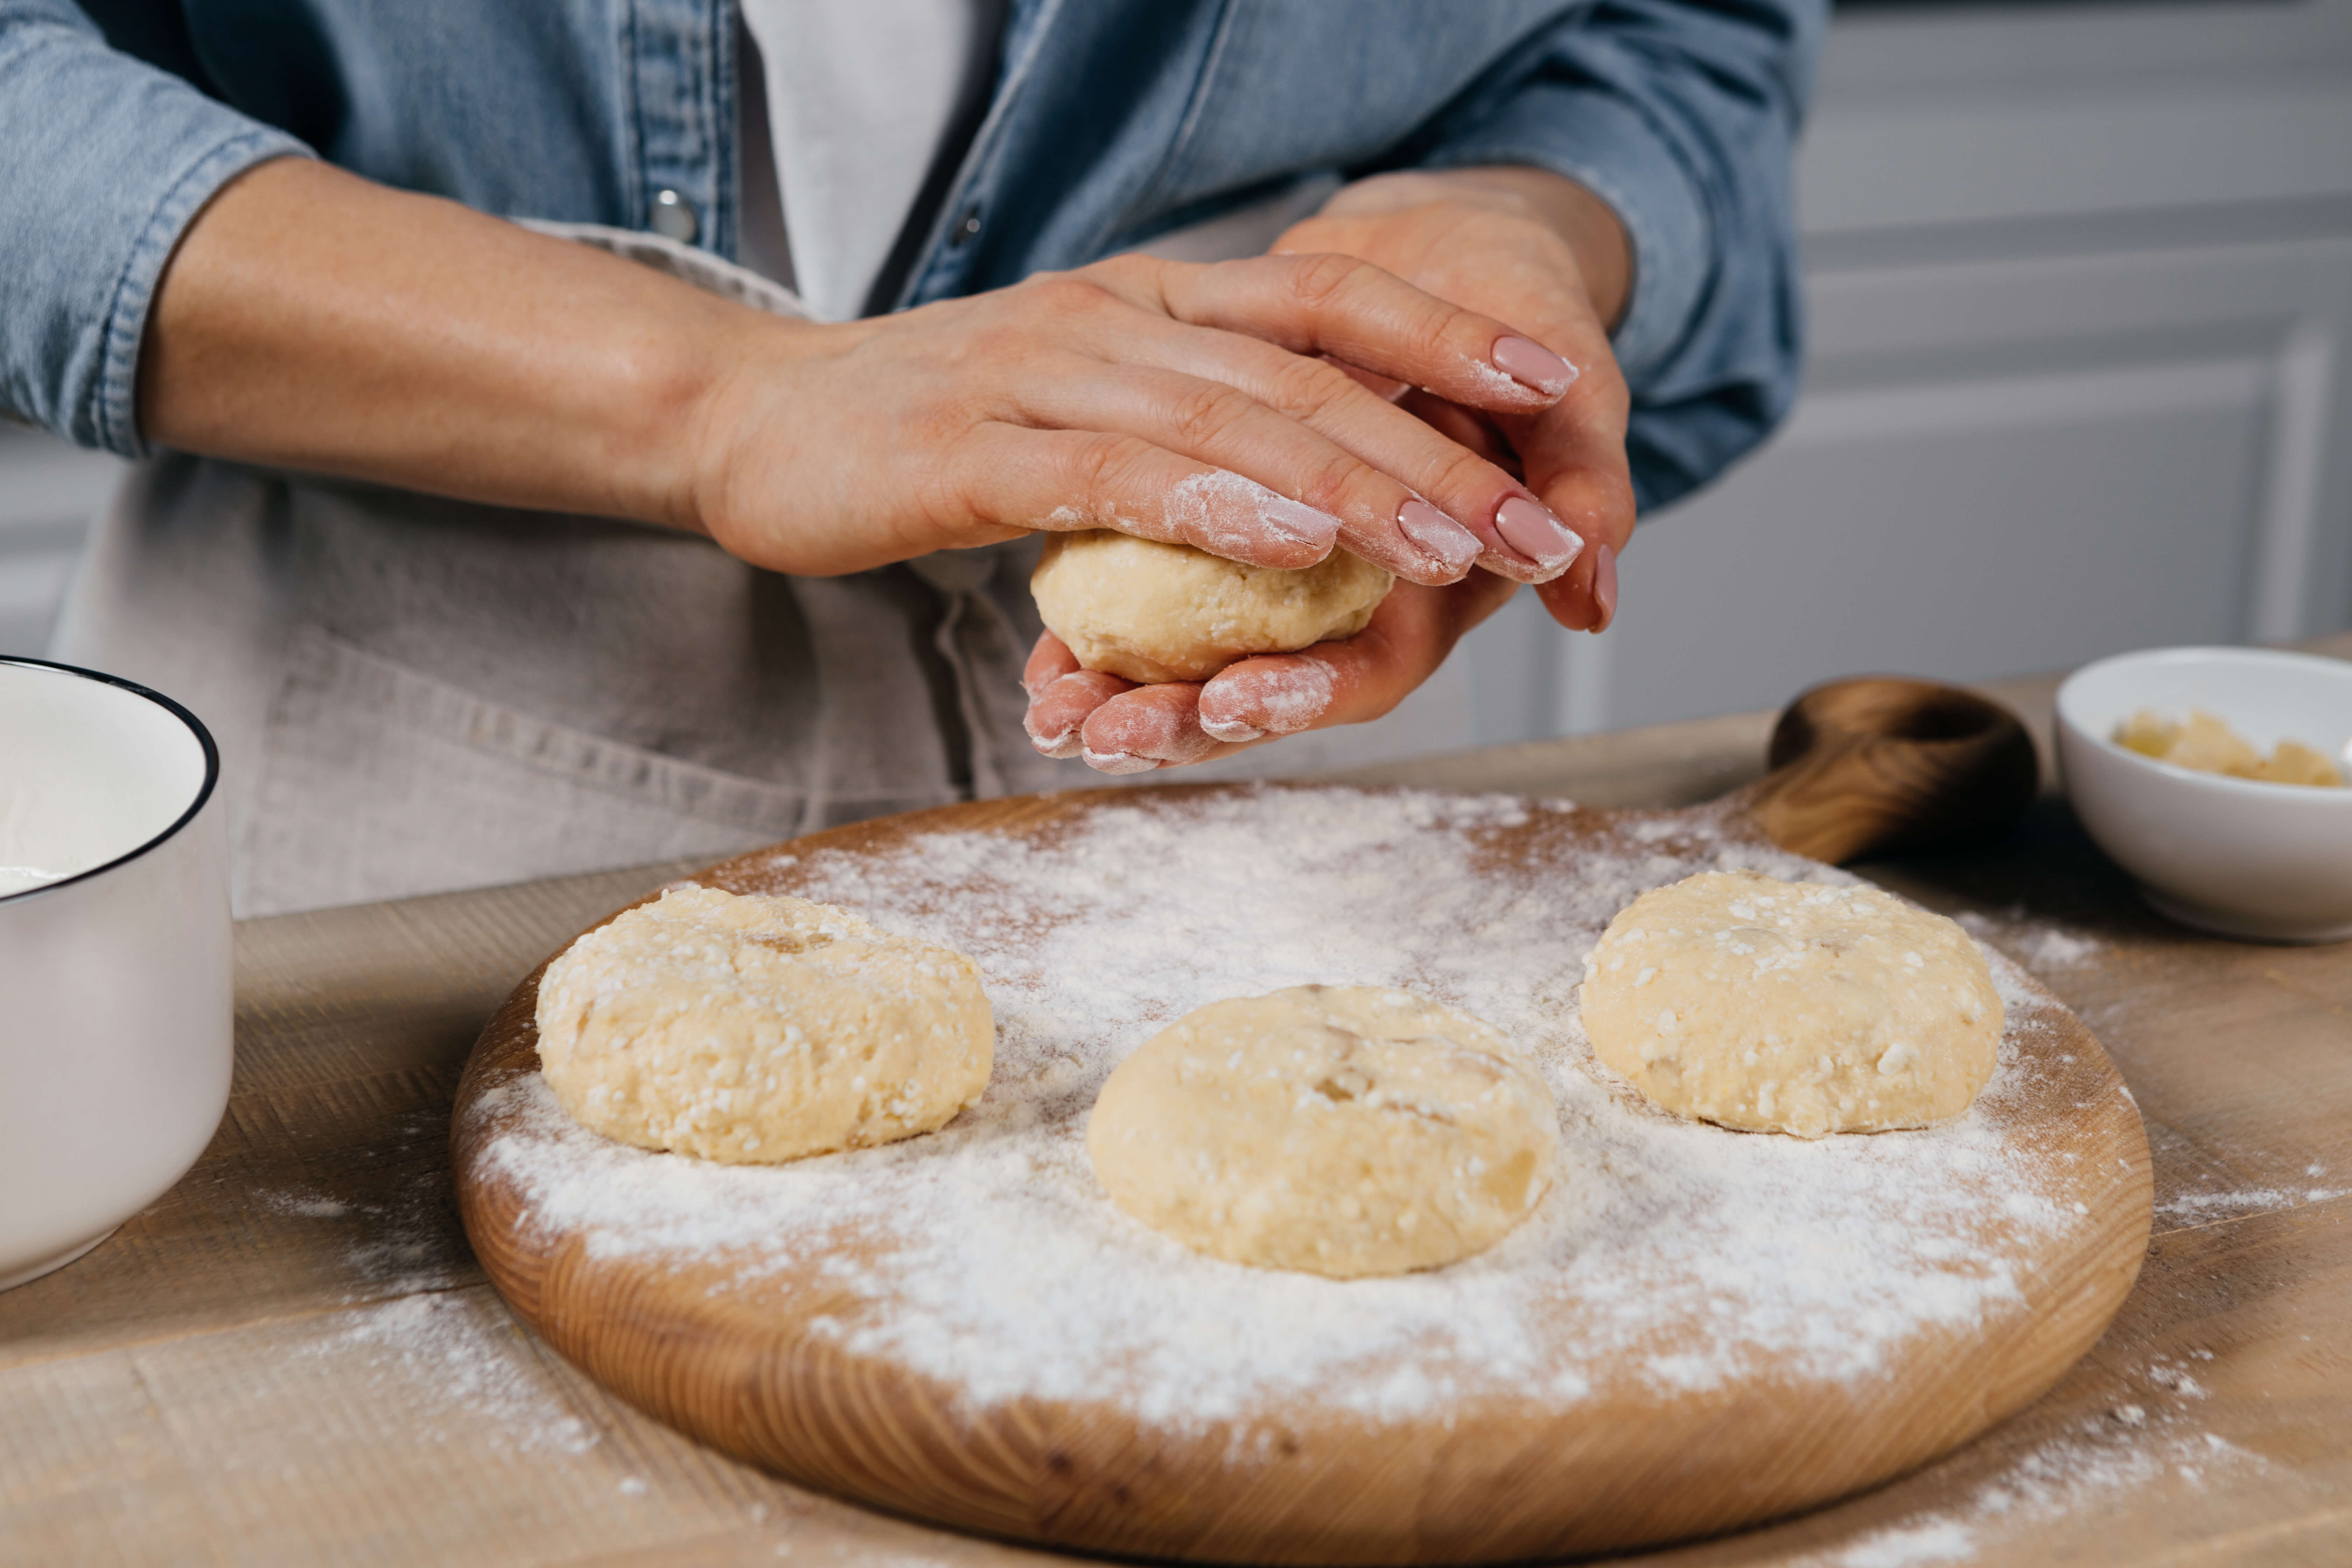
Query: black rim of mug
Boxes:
[{"xmin": 0, "ymin": 657, "xmax": 222, "ymax": 905}]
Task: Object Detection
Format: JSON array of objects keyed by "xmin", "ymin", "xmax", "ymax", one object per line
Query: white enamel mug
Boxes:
[{"xmin": 1, "ymin": 658, "xmax": 231, "ymax": 1290}]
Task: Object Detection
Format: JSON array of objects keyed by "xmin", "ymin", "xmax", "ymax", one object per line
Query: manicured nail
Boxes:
[
  {"xmin": 1082, "ymin": 749, "xmax": 1158, "ymax": 775},
  {"xmin": 1172, "ymin": 470, "xmax": 1339, "ymax": 558},
  {"xmin": 1201, "ymin": 715, "xmax": 1266, "ymax": 743},
  {"xmin": 1258, "ymin": 494, "xmax": 1343, "ymax": 550},
  {"xmin": 1494, "ymin": 496, "xmax": 1584, "ymax": 572},
  {"xmin": 1592, "ymin": 541, "xmax": 1618, "ymax": 633},
  {"xmin": 1397, "ymin": 499, "xmax": 1482, "ymax": 576},
  {"xmin": 1492, "ymin": 336, "xmax": 1577, "ymax": 397}
]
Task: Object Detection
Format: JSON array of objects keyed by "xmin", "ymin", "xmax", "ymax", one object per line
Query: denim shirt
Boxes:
[{"xmin": 0, "ymin": 0, "xmax": 1822, "ymax": 512}]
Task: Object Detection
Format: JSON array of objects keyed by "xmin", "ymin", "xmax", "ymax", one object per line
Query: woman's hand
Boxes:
[
  {"xmin": 1023, "ymin": 569, "xmax": 1520, "ymax": 771},
  {"xmin": 691, "ymin": 249, "xmax": 1590, "ymax": 582},
  {"xmin": 1278, "ymin": 167, "xmax": 1635, "ymax": 633},
  {"xmin": 1024, "ymin": 166, "xmax": 1635, "ymax": 773},
  {"xmin": 144, "ymin": 159, "xmax": 1591, "ymax": 589}
]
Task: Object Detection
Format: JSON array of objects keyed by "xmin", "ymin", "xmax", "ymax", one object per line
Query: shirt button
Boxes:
[
  {"xmin": 649, "ymin": 189, "xmax": 699, "ymax": 245},
  {"xmin": 950, "ymin": 204, "xmax": 981, "ymax": 246}
]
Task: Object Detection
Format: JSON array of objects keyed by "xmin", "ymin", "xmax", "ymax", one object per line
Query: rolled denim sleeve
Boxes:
[
  {"xmin": 0, "ymin": 0, "xmax": 310, "ymax": 456},
  {"xmin": 1409, "ymin": 0, "xmax": 1826, "ymax": 512}
]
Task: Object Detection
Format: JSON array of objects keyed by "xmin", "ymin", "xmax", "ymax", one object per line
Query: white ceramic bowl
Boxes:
[
  {"xmin": 2056, "ymin": 646, "xmax": 2352, "ymax": 943},
  {"xmin": 0, "ymin": 659, "xmax": 231, "ymax": 1290}
]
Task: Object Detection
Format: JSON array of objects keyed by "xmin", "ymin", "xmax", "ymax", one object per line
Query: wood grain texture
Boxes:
[{"xmin": 451, "ymin": 784, "xmax": 2154, "ymax": 1566}]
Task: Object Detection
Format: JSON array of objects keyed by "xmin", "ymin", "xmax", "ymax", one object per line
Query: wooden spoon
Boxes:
[{"xmin": 1733, "ymin": 676, "xmax": 2039, "ymax": 864}]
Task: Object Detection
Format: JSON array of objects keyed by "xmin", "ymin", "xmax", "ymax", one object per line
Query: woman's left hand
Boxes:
[
  {"xmin": 1023, "ymin": 569, "xmax": 1519, "ymax": 770},
  {"xmin": 1024, "ymin": 167, "xmax": 1636, "ymax": 772}
]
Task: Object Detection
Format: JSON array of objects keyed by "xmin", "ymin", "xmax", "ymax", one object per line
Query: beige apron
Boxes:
[{"xmin": 51, "ymin": 227, "xmax": 1061, "ymax": 916}]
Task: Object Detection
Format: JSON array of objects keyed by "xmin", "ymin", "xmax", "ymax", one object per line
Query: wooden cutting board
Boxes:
[{"xmin": 452, "ymin": 680, "xmax": 2153, "ymax": 1566}]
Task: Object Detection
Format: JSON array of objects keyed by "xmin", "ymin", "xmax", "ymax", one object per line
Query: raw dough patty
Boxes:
[
  {"xmin": 1578, "ymin": 870, "xmax": 2001, "ymax": 1138},
  {"xmin": 1086, "ymin": 985, "xmax": 1557, "ymax": 1278},
  {"xmin": 1031, "ymin": 530, "xmax": 1392, "ymax": 683},
  {"xmin": 536, "ymin": 887, "xmax": 992, "ymax": 1163}
]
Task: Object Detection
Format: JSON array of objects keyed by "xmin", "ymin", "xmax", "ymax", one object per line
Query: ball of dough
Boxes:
[
  {"xmin": 536, "ymin": 886, "xmax": 992, "ymax": 1163},
  {"xmin": 1086, "ymin": 985, "xmax": 1557, "ymax": 1278},
  {"xmin": 1031, "ymin": 530, "xmax": 1393, "ymax": 684},
  {"xmin": 1578, "ymin": 870, "xmax": 2002, "ymax": 1139}
]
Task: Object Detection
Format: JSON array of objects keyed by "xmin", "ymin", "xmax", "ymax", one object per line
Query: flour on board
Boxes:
[{"xmin": 470, "ymin": 787, "xmax": 2109, "ymax": 1432}]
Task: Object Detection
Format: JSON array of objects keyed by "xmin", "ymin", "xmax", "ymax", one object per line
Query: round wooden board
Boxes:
[{"xmin": 453, "ymin": 784, "xmax": 2154, "ymax": 1566}]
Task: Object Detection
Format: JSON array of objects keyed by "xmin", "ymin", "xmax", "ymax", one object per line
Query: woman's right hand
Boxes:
[{"xmin": 687, "ymin": 250, "xmax": 1590, "ymax": 585}]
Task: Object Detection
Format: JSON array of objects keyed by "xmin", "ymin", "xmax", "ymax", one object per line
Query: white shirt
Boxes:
[
  {"xmin": 737, "ymin": 0, "xmax": 999, "ymax": 322},
  {"xmin": 733, "ymin": 0, "xmax": 1336, "ymax": 321}
]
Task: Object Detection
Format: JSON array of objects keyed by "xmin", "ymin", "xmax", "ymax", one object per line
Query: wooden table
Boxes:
[{"xmin": 6, "ymin": 639, "xmax": 2349, "ymax": 1568}]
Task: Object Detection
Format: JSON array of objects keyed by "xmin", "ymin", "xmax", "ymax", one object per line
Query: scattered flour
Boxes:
[
  {"xmin": 324, "ymin": 1292, "xmax": 598, "ymax": 1456},
  {"xmin": 1953, "ymin": 908, "xmax": 2103, "ymax": 973},
  {"xmin": 1794, "ymin": 1348, "xmax": 2263, "ymax": 1564},
  {"xmin": 1829, "ymin": 1520, "xmax": 1977, "ymax": 1566},
  {"xmin": 2021, "ymin": 927, "xmax": 2102, "ymax": 970},
  {"xmin": 2156, "ymin": 1185, "xmax": 2352, "ymax": 1222},
  {"xmin": 466, "ymin": 788, "xmax": 2112, "ymax": 1435},
  {"xmin": 258, "ymin": 1108, "xmax": 472, "ymax": 1300},
  {"xmin": 261, "ymin": 1188, "xmax": 352, "ymax": 1220}
]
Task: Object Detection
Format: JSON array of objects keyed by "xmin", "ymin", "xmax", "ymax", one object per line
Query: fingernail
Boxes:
[
  {"xmin": 1176, "ymin": 471, "xmax": 1341, "ymax": 554},
  {"xmin": 1082, "ymin": 749, "xmax": 1159, "ymax": 775},
  {"xmin": 1028, "ymin": 724, "xmax": 1084, "ymax": 759},
  {"xmin": 1592, "ymin": 541, "xmax": 1618, "ymax": 633},
  {"xmin": 1494, "ymin": 496, "xmax": 1584, "ymax": 572},
  {"xmin": 1257, "ymin": 493, "xmax": 1343, "ymax": 551},
  {"xmin": 1396, "ymin": 499, "xmax": 1482, "ymax": 576},
  {"xmin": 1492, "ymin": 336, "xmax": 1578, "ymax": 397},
  {"xmin": 1201, "ymin": 715, "xmax": 1266, "ymax": 743}
]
